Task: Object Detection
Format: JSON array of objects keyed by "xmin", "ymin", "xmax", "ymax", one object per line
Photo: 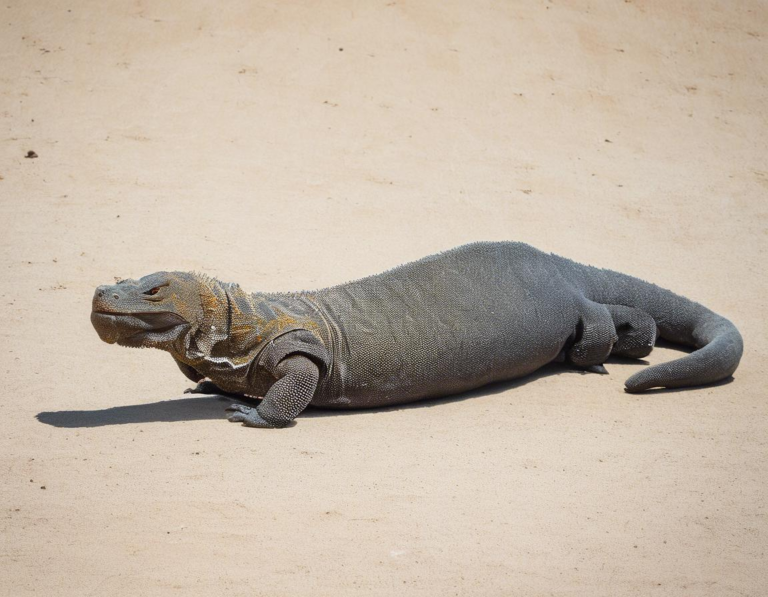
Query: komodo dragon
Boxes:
[{"xmin": 91, "ymin": 242, "xmax": 743, "ymax": 428}]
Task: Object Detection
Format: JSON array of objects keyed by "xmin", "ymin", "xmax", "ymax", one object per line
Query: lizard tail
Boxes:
[
  {"xmin": 557, "ymin": 256, "xmax": 744, "ymax": 392},
  {"xmin": 623, "ymin": 315, "xmax": 743, "ymax": 392}
]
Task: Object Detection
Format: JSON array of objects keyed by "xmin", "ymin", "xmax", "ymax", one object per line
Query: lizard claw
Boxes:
[
  {"xmin": 225, "ymin": 403, "xmax": 251, "ymax": 413},
  {"xmin": 185, "ymin": 380, "xmax": 223, "ymax": 395},
  {"xmin": 225, "ymin": 403, "xmax": 275, "ymax": 428}
]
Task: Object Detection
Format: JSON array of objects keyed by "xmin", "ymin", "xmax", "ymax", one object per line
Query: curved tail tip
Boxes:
[
  {"xmin": 624, "ymin": 381, "xmax": 649, "ymax": 393},
  {"xmin": 624, "ymin": 371, "xmax": 656, "ymax": 393}
]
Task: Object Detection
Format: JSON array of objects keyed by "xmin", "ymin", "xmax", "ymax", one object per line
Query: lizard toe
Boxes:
[
  {"xmin": 187, "ymin": 380, "xmax": 222, "ymax": 395},
  {"xmin": 225, "ymin": 403, "xmax": 253, "ymax": 414}
]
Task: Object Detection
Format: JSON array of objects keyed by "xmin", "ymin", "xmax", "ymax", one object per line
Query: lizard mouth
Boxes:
[{"xmin": 91, "ymin": 311, "xmax": 188, "ymax": 346}]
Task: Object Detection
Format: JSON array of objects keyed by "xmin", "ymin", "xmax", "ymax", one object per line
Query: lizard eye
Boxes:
[{"xmin": 145, "ymin": 287, "xmax": 161, "ymax": 296}]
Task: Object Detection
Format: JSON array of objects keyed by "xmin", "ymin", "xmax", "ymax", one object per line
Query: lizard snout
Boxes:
[{"xmin": 92, "ymin": 284, "xmax": 128, "ymax": 313}]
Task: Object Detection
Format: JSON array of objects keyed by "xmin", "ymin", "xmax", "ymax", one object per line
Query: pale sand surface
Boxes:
[{"xmin": 1, "ymin": 1, "xmax": 767, "ymax": 595}]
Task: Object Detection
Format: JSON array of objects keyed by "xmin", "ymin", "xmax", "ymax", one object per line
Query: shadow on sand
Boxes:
[
  {"xmin": 36, "ymin": 348, "xmax": 732, "ymax": 428},
  {"xmin": 38, "ymin": 364, "xmax": 567, "ymax": 428}
]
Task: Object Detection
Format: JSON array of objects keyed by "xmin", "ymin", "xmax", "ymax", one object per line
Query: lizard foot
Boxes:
[
  {"xmin": 225, "ymin": 402, "xmax": 279, "ymax": 428},
  {"xmin": 185, "ymin": 380, "xmax": 224, "ymax": 395}
]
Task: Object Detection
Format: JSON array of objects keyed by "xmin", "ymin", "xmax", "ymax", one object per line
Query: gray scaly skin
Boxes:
[{"xmin": 91, "ymin": 242, "xmax": 743, "ymax": 429}]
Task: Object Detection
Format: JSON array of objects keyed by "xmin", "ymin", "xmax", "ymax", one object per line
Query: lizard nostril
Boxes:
[
  {"xmin": 113, "ymin": 294, "xmax": 119, "ymax": 300},
  {"xmin": 97, "ymin": 290, "xmax": 104, "ymax": 298}
]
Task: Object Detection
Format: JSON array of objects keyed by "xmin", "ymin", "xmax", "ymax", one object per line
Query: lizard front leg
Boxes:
[
  {"xmin": 226, "ymin": 355, "xmax": 319, "ymax": 428},
  {"xmin": 174, "ymin": 358, "xmax": 230, "ymax": 395},
  {"xmin": 174, "ymin": 357, "xmax": 204, "ymax": 383}
]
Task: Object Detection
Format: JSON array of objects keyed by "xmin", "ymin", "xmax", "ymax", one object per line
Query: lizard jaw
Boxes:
[{"xmin": 91, "ymin": 311, "xmax": 188, "ymax": 347}]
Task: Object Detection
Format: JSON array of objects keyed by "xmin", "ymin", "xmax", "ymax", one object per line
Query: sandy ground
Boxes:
[{"xmin": 1, "ymin": 0, "xmax": 767, "ymax": 595}]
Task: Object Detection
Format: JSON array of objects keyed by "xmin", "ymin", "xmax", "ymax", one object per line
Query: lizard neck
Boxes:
[{"xmin": 174, "ymin": 281, "xmax": 324, "ymax": 374}]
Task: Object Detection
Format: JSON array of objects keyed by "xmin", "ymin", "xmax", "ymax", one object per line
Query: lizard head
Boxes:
[{"xmin": 91, "ymin": 272, "xmax": 203, "ymax": 350}]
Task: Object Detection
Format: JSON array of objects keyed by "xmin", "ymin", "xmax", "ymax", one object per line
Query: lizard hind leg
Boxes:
[
  {"xmin": 566, "ymin": 300, "xmax": 618, "ymax": 372},
  {"xmin": 605, "ymin": 304, "xmax": 658, "ymax": 359}
]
